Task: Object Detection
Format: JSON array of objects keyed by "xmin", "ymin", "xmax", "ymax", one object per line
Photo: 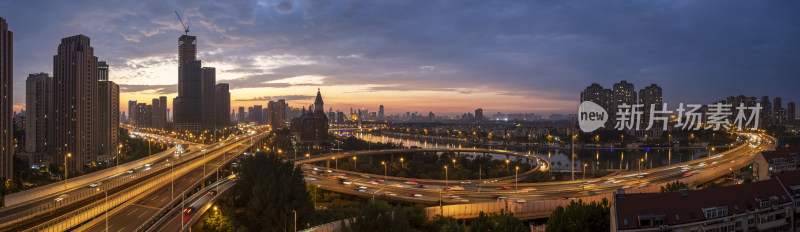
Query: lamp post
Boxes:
[
  {"xmin": 444, "ymin": 166, "xmax": 448, "ymax": 187},
  {"xmin": 400, "ymin": 157, "xmax": 404, "ymax": 168},
  {"xmin": 583, "ymin": 163, "xmax": 587, "ymax": 180},
  {"xmin": 515, "ymin": 166, "xmax": 519, "ymax": 193},
  {"xmin": 353, "ymin": 156, "xmax": 357, "ymax": 171},
  {"xmin": 505, "ymin": 159, "xmax": 510, "ymax": 174},
  {"xmin": 381, "ymin": 161, "xmax": 387, "ymax": 184},
  {"xmin": 117, "ymin": 144, "xmax": 122, "ymax": 167},
  {"xmin": 293, "ymin": 210, "xmax": 297, "ymax": 232},
  {"xmin": 64, "ymin": 153, "xmax": 71, "ymax": 190}
]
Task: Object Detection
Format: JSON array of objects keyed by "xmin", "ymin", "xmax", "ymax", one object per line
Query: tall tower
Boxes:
[
  {"xmin": 378, "ymin": 105, "xmax": 385, "ymax": 119},
  {"xmin": 173, "ymin": 35, "xmax": 202, "ymax": 131},
  {"xmin": 201, "ymin": 67, "xmax": 216, "ymax": 130},
  {"xmin": 53, "ymin": 35, "xmax": 98, "ymax": 174},
  {"xmin": 128, "ymin": 100, "xmax": 137, "ymax": 125},
  {"xmin": 0, "ymin": 17, "xmax": 12, "ymax": 180}
]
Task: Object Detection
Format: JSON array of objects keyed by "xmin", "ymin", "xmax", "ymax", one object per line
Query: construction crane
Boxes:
[{"xmin": 174, "ymin": 10, "xmax": 189, "ymax": 35}]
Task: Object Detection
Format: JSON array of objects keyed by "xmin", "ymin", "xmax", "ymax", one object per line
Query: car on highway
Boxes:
[
  {"xmin": 460, "ymin": 181, "xmax": 471, "ymax": 184},
  {"xmin": 417, "ymin": 184, "xmax": 429, "ymax": 188},
  {"xmin": 405, "ymin": 181, "xmax": 419, "ymax": 185},
  {"xmin": 488, "ymin": 195, "xmax": 500, "ymax": 199},
  {"xmin": 342, "ymin": 181, "xmax": 352, "ymax": 185},
  {"xmin": 496, "ymin": 186, "xmax": 512, "ymax": 190},
  {"xmin": 183, "ymin": 207, "xmax": 195, "ymax": 215},
  {"xmin": 208, "ymin": 190, "xmax": 218, "ymax": 195},
  {"xmin": 55, "ymin": 194, "xmax": 69, "ymax": 202},
  {"xmin": 126, "ymin": 169, "xmax": 135, "ymax": 174},
  {"xmin": 357, "ymin": 186, "xmax": 368, "ymax": 190},
  {"xmin": 558, "ymin": 196, "xmax": 575, "ymax": 200},
  {"xmin": 411, "ymin": 193, "xmax": 423, "ymax": 197},
  {"xmin": 446, "ymin": 186, "xmax": 464, "ymax": 191},
  {"xmin": 144, "ymin": 163, "xmax": 151, "ymax": 167},
  {"xmin": 89, "ymin": 182, "xmax": 102, "ymax": 188}
]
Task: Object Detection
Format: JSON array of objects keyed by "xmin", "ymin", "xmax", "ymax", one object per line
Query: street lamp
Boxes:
[
  {"xmin": 305, "ymin": 153, "xmax": 310, "ymax": 159},
  {"xmin": 583, "ymin": 163, "xmax": 587, "ymax": 180},
  {"xmin": 353, "ymin": 156, "xmax": 357, "ymax": 171},
  {"xmin": 64, "ymin": 153, "xmax": 71, "ymax": 190},
  {"xmin": 117, "ymin": 144, "xmax": 123, "ymax": 166},
  {"xmin": 505, "ymin": 159, "xmax": 510, "ymax": 173},
  {"xmin": 444, "ymin": 166, "xmax": 448, "ymax": 187},
  {"xmin": 452, "ymin": 158, "xmax": 456, "ymax": 168},
  {"xmin": 400, "ymin": 157, "xmax": 404, "ymax": 168},
  {"xmin": 381, "ymin": 161, "xmax": 387, "ymax": 184},
  {"xmin": 515, "ymin": 166, "xmax": 519, "ymax": 193}
]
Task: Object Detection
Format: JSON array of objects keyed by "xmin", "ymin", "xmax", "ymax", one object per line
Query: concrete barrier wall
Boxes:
[{"xmin": 3, "ymin": 147, "xmax": 177, "ymax": 207}]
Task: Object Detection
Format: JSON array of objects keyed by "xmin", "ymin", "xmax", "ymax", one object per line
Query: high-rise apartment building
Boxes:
[
  {"xmin": 128, "ymin": 100, "xmax": 137, "ymax": 125},
  {"xmin": 475, "ymin": 108, "xmax": 484, "ymax": 121},
  {"xmin": 158, "ymin": 96, "xmax": 167, "ymax": 128},
  {"xmin": 53, "ymin": 35, "xmax": 98, "ymax": 174},
  {"xmin": 97, "ymin": 61, "xmax": 108, "ymax": 81},
  {"xmin": 97, "ymin": 80, "xmax": 118, "ymax": 161},
  {"xmin": 268, "ymin": 100, "xmax": 286, "ymax": 129},
  {"xmin": 215, "ymin": 83, "xmax": 230, "ymax": 128},
  {"xmin": 253, "ymin": 105, "xmax": 263, "ymax": 124},
  {"xmin": 580, "ymin": 83, "xmax": 612, "ymax": 110},
  {"xmin": 378, "ymin": 105, "xmax": 385, "ymax": 119},
  {"xmin": 173, "ymin": 35, "xmax": 202, "ymax": 131},
  {"xmin": 0, "ymin": 17, "xmax": 12, "ymax": 180},
  {"xmin": 638, "ymin": 84, "xmax": 663, "ymax": 129},
  {"xmin": 760, "ymin": 96, "xmax": 772, "ymax": 129},
  {"xmin": 25, "ymin": 73, "xmax": 52, "ymax": 165}
]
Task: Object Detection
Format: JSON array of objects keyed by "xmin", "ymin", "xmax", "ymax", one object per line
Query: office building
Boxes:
[
  {"xmin": 201, "ymin": 67, "xmax": 215, "ymax": 130},
  {"xmin": 215, "ymin": 83, "xmax": 230, "ymax": 128},
  {"xmin": 378, "ymin": 105, "xmax": 385, "ymax": 119},
  {"xmin": 24, "ymin": 73, "xmax": 52, "ymax": 165},
  {"xmin": 135, "ymin": 103, "xmax": 152, "ymax": 128},
  {"xmin": 237, "ymin": 107, "xmax": 245, "ymax": 123},
  {"xmin": 252, "ymin": 105, "xmax": 263, "ymax": 124},
  {"xmin": 53, "ymin": 35, "xmax": 98, "ymax": 173},
  {"xmin": 97, "ymin": 80, "xmax": 119, "ymax": 161},
  {"xmin": 173, "ymin": 35, "xmax": 202, "ymax": 131},
  {"xmin": 158, "ymin": 96, "xmax": 167, "ymax": 128}
]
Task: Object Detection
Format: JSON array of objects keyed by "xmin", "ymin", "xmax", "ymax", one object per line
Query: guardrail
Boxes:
[
  {"xmin": 136, "ymin": 135, "xmax": 264, "ymax": 232},
  {"xmin": 422, "ymin": 134, "xmax": 776, "ymax": 221},
  {"xmin": 15, "ymin": 134, "xmax": 259, "ymax": 232},
  {"xmin": 2, "ymin": 147, "xmax": 177, "ymax": 207},
  {"xmin": 0, "ymin": 148, "xmax": 185, "ymax": 230},
  {"xmin": 178, "ymin": 182, "xmax": 236, "ymax": 232}
]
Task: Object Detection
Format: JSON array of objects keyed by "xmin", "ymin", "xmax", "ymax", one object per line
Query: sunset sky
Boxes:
[{"xmin": 1, "ymin": 1, "xmax": 798, "ymax": 116}]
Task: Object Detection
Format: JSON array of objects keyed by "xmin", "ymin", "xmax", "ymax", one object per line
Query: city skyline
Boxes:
[{"xmin": 0, "ymin": 1, "xmax": 798, "ymax": 115}]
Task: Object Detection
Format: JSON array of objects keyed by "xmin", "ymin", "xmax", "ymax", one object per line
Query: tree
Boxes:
[
  {"xmin": 660, "ymin": 180, "xmax": 689, "ymax": 193},
  {"xmin": 546, "ymin": 199, "xmax": 610, "ymax": 232},
  {"xmin": 233, "ymin": 153, "xmax": 315, "ymax": 231},
  {"xmin": 203, "ymin": 209, "xmax": 238, "ymax": 232},
  {"xmin": 341, "ymin": 201, "xmax": 412, "ymax": 232},
  {"xmin": 469, "ymin": 210, "xmax": 526, "ymax": 232}
]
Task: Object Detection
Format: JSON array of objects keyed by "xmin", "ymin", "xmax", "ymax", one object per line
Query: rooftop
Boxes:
[{"xmin": 615, "ymin": 179, "xmax": 792, "ymax": 230}]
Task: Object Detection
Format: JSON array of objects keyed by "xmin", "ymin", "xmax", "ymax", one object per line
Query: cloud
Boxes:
[
  {"xmin": 234, "ymin": 95, "xmax": 314, "ymax": 102},
  {"xmin": 1, "ymin": 0, "xmax": 799, "ymax": 114},
  {"xmin": 275, "ymin": 1, "xmax": 293, "ymax": 14}
]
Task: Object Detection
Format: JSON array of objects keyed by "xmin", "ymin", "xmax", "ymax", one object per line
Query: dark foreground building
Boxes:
[{"xmin": 291, "ymin": 89, "xmax": 329, "ymax": 145}]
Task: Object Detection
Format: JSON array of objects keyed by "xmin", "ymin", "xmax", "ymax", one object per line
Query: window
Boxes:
[
  {"xmin": 623, "ymin": 218, "xmax": 628, "ymax": 226},
  {"xmin": 640, "ymin": 219, "xmax": 651, "ymax": 227},
  {"xmin": 675, "ymin": 214, "xmax": 680, "ymax": 221}
]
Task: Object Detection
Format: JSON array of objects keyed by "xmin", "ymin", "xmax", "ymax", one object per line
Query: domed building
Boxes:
[{"xmin": 290, "ymin": 89, "xmax": 329, "ymax": 145}]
